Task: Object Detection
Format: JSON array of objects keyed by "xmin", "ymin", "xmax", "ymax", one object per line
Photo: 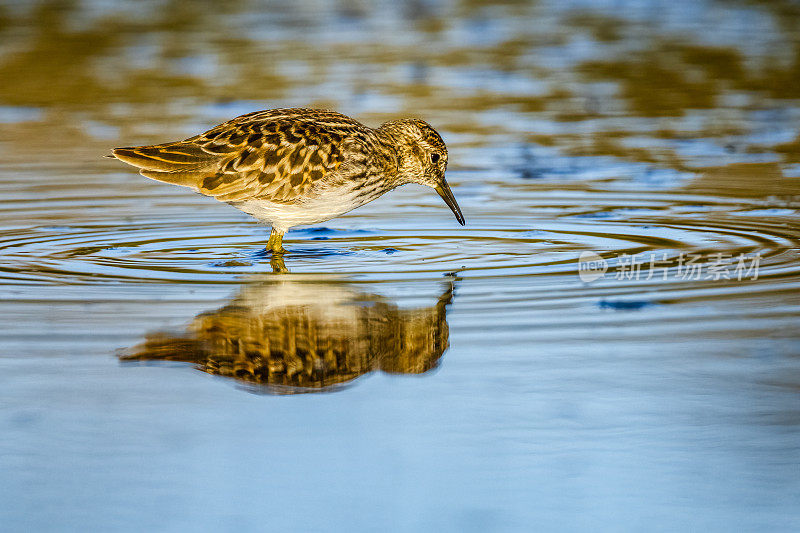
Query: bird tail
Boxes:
[{"xmin": 110, "ymin": 142, "xmax": 221, "ymax": 188}]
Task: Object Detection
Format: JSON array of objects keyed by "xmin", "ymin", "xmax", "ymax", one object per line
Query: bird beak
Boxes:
[{"xmin": 435, "ymin": 181, "xmax": 465, "ymax": 226}]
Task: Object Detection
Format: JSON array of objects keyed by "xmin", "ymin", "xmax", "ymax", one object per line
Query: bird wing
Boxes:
[{"xmin": 112, "ymin": 109, "xmax": 372, "ymax": 204}]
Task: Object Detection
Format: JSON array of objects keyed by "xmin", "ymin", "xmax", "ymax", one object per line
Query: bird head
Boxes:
[{"xmin": 379, "ymin": 118, "xmax": 465, "ymax": 226}]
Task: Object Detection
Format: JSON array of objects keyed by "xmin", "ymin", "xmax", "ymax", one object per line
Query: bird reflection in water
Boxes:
[{"xmin": 121, "ymin": 270, "xmax": 457, "ymax": 394}]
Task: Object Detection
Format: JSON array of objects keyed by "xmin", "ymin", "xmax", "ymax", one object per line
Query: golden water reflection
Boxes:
[
  {"xmin": 2, "ymin": 0, "xmax": 799, "ymax": 181},
  {"xmin": 122, "ymin": 275, "xmax": 456, "ymax": 393}
]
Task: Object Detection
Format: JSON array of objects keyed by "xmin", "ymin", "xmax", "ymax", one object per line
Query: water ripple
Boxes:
[{"xmin": 0, "ymin": 186, "xmax": 797, "ymax": 304}]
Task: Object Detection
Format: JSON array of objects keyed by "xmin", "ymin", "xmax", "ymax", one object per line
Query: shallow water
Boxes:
[{"xmin": 1, "ymin": 0, "xmax": 800, "ymax": 531}]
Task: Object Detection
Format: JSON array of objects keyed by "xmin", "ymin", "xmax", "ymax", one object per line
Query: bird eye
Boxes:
[{"xmin": 430, "ymin": 153, "xmax": 440, "ymax": 164}]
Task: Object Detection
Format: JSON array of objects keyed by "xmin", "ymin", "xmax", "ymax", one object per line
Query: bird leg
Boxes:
[
  {"xmin": 269, "ymin": 255, "xmax": 288, "ymax": 273},
  {"xmin": 266, "ymin": 228, "xmax": 286, "ymax": 254}
]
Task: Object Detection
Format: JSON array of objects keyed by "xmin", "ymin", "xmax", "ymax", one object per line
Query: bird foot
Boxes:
[{"xmin": 269, "ymin": 255, "xmax": 288, "ymax": 273}]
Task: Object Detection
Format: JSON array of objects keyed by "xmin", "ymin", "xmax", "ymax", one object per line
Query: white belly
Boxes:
[{"xmin": 230, "ymin": 185, "xmax": 366, "ymax": 233}]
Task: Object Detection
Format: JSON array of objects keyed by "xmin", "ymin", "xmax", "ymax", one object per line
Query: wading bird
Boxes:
[{"xmin": 111, "ymin": 108, "xmax": 464, "ymax": 253}]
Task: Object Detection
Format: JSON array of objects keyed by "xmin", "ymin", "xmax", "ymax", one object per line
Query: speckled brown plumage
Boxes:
[{"xmin": 111, "ymin": 108, "xmax": 464, "ymax": 253}]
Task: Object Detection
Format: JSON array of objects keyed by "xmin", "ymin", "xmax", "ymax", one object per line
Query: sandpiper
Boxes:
[{"xmin": 111, "ymin": 108, "xmax": 464, "ymax": 253}]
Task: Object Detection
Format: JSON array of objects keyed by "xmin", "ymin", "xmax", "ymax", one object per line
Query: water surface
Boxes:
[{"xmin": 1, "ymin": 1, "xmax": 799, "ymax": 531}]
